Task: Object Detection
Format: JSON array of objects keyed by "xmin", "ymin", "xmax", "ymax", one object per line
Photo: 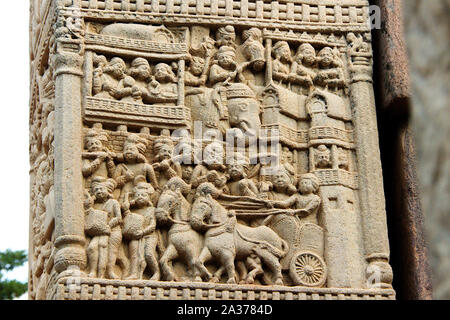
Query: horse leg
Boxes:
[
  {"xmin": 221, "ymin": 250, "xmax": 237, "ymax": 284},
  {"xmin": 236, "ymin": 262, "xmax": 247, "ymax": 284},
  {"xmin": 195, "ymin": 246, "xmax": 213, "ymax": 281},
  {"xmin": 160, "ymin": 244, "xmax": 179, "ymax": 281},
  {"xmin": 254, "ymin": 248, "xmax": 283, "ymax": 286}
]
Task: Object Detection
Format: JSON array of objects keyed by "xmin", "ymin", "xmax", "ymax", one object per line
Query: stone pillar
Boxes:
[
  {"xmin": 348, "ymin": 37, "xmax": 393, "ymax": 288},
  {"xmin": 52, "ymin": 13, "xmax": 87, "ymax": 276}
]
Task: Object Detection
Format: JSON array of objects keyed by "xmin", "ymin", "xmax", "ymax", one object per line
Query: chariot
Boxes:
[{"xmin": 221, "ymin": 197, "xmax": 327, "ymax": 287}]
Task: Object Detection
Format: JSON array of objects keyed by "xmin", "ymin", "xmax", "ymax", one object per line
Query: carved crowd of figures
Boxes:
[
  {"xmin": 29, "ymin": 65, "xmax": 56, "ymax": 299},
  {"xmin": 82, "ymin": 128, "xmax": 323, "ymax": 285},
  {"xmin": 91, "ymin": 26, "xmax": 346, "ymax": 138}
]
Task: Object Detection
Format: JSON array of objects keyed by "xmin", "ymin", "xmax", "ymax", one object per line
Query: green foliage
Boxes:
[{"xmin": 0, "ymin": 250, "xmax": 28, "ymax": 300}]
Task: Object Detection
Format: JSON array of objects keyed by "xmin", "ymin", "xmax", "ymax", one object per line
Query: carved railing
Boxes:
[
  {"xmin": 84, "ymin": 97, "xmax": 191, "ymax": 129},
  {"xmin": 309, "ymin": 126, "xmax": 354, "ymax": 144},
  {"xmin": 66, "ymin": 0, "xmax": 370, "ymax": 30}
]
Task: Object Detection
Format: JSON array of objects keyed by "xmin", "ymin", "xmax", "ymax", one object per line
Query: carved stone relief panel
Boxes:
[{"xmin": 29, "ymin": 0, "xmax": 395, "ymax": 300}]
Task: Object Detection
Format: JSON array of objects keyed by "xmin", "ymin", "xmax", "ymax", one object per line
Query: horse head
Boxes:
[{"xmin": 155, "ymin": 177, "xmax": 191, "ymax": 225}]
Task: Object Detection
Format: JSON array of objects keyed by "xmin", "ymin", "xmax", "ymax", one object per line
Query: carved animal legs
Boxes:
[
  {"xmin": 160, "ymin": 244, "xmax": 179, "ymax": 281},
  {"xmin": 219, "ymin": 250, "xmax": 237, "ymax": 284},
  {"xmin": 245, "ymin": 255, "xmax": 264, "ymax": 284},
  {"xmin": 253, "ymin": 247, "xmax": 283, "ymax": 286},
  {"xmin": 195, "ymin": 246, "xmax": 213, "ymax": 281}
]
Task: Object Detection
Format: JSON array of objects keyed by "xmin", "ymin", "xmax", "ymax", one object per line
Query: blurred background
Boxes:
[{"xmin": 404, "ymin": 0, "xmax": 450, "ymax": 299}]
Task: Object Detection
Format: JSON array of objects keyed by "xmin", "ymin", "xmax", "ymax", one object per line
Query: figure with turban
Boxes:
[
  {"xmin": 84, "ymin": 177, "xmax": 122, "ymax": 279},
  {"xmin": 82, "ymin": 129, "xmax": 116, "ymax": 188},
  {"xmin": 121, "ymin": 176, "xmax": 160, "ymax": 280},
  {"xmin": 114, "ymin": 134, "xmax": 159, "ymax": 204}
]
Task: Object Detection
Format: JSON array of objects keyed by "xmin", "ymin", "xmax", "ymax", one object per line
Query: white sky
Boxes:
[{"xmin": 0, "ymin": 2, "xmax": 31, "ymax": 282}]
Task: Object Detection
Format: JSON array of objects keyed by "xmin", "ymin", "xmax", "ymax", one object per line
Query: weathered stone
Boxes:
[
  {"xmin": 404, "ymin": 0, "xmax": 450, "ymax": 300},
  {"xmin": 29, "ymin": 0, "xmax": 395, "ymax": 300}
]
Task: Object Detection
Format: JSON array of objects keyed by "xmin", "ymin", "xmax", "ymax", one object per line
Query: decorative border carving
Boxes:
[
  {"xmin": 84, "ymin": 97, "xmax": 191, "ymax": 128},
  {"xmin": 54, "ymin": 277, "xmax": 395, "ymax": 300},
  {"xmin": 314, "ymin": 169, "xmax": 358, "ymax": 190}
]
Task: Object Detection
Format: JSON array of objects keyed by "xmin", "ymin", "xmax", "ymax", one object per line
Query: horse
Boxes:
[
  {"xmin": 190, "ymin": 183, "xmax": 288, "ymax": 285},
  {"xmin": 155, "ymin": 178, "xmax": 204, "ymax": 281}
]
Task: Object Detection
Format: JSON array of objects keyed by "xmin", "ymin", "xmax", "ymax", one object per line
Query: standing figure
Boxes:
[
  {"xmin": 84, "ymin": 177, "xmax": 122, "ymax": 279},
  {"xmin": 272, "ymin": 41, "xmax": 293, "ymax": 84},
  {"xmin": 82, "ymin": 129, "xmax": 115, "ymax": 188},
  {"xmin": 122, "ymin": 176, "xmax": 160, "ymax": 280},
  {"xmin": 114, "ymin": 134, "xmax": 159, "ymax": 203}
]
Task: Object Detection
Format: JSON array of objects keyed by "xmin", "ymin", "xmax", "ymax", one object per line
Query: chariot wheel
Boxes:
[{"xmin": 289, "ymin": 251, "xmax": 327, "ymax": 287}]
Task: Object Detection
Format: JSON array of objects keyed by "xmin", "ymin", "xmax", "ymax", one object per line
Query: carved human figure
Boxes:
[
  {"xmin": 185, "ymin": 56, "xmax": 208, "ymax": 87},
  {"xmin": 209, "ymin": 46, "xmax": 242, "ymax": 131},
  {"xmin": 272, "ymin": 41, "xmax": 293, "ymax": 84},
  {"xmin": 290, "ymin": 43, "xmax": 317, "ymax": 88},
  {"xmin": 128, "ymin": 57, "xmax": 153, "ymax": 103},
  {"xmin": 215, "ymin": 25, "xmax": 236, "ymax": 48},
  {"xmin": 113, "ymin": 134, "xmax": 159, "ymax": 203},
  {"xmin": 269, "ymin": 173, "xmax": 322, "ymax": 225},
  {"xmin": 82, "ymin": 129, "xmax": 116, "ymax": 187},
  {"xmin": 152, "ymin": 135, "xmax": 182, "ymax": 190},
  {"xmin": 267, "ymin": 167, "xmax": 297, "ymax": 201},
  {"xmin": 315, "ymin": 145, "xmax": 332, "ymax": 169},
  {"xmin": 337, "ymin": 147, "xmax": 350, "ymax": 171},
  {"xmin": 227, "ymin": 154, "xmax": 260, "ymax": 197},
  {"xmin": 93, "ymin": 56, "xmax": 136, "ymax": 101},
  {"xmin": 315, "ymin": 47, "xmax": 345, "ymax": 89},
  {"xmin": 148, "ymin": 63, "xmax": 178, "ymax": 102},
  {"xmin": 209, "ymin": 46, "xmax": 241, "ymax": 88},
  {"xmin": 190, "ymin": 142, "xmax": 229, "ymax": 194},
  {"xmin": 241, "ymin": 28, "xmax": 265, "ymax": 72},
  {"xmin": 281, "ymin": 147, "xmax": 296, "ymax": 177},
  {"xmin": 121, "ymin": 176, "xmax": 160, "ymax": 280},
  {"xmin": 84, "ymin": 177, "xmax": 122, "ymax": 279}
]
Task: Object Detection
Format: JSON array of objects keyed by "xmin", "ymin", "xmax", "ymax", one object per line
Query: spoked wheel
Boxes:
[{"xmin": 289, "ymin": 251, "xmax": 327, "ymax": 287}]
